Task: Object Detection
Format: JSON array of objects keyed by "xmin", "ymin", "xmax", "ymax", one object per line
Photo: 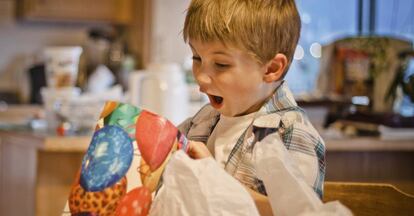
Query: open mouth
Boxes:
[{"xmin": 207, "ymin": 94, "xmax": 224, "ymax": 109}]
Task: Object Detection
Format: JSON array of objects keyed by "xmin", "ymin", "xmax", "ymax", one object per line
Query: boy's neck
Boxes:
[
  {"xmin": 234, "ymin": 80, "xmax": 284, "ymax": 117},
  {"xmin": 273, "ymin": 80, "xmax": 283, "ymax": 90},
  {"xmin": 264, "ymin": 79, "xmax": 284, "ymax": 104}
]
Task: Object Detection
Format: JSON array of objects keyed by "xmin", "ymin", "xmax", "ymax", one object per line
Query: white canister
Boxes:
[
  {"xmin": 44, "ymin": 46, "xmax": 83, "ymax": 88},
  {"xmin": 129, "ymin": 63, "xmax": 190, "ymax": 125}
]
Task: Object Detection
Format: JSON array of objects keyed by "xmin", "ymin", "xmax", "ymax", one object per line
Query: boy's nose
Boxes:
[{"xmin": 194, "ymin": 68, "xmax": 212, "ymax": 86}]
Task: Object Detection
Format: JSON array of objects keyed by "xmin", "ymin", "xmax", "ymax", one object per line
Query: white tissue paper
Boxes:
[
  {"xmin": 254, "ymin": 134, "xmax": 352, "ymax": 216},
  {"xmin": 150, "ymin": 151, "xmax": 259, "ymax": 216}
]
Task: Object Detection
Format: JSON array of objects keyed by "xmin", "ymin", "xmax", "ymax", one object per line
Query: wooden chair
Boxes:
[{"xmin": 323, "ymin": 182, "xmax": 414, "ymax": 216}]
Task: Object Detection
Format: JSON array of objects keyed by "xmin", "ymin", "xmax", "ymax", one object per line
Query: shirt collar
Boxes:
[
  {"xmin": 262, "ymin": 81, "xmax": 297, "ymax": 113},
  {"xmin": 253, "ymin": 81, "xmax": 298, "ymax": 128}
]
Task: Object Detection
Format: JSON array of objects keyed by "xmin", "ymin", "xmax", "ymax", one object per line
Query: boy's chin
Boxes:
[
  {"xmin": 212, "ymin": 107, "xmax": 229, "ymax": 116},
  {"xmin": 209, "ymin": 101, "xmax": 223, "ymax": 110},
  {"xmin": 216, "ymin": 108, "xmax": 239, "ymax": 117}
]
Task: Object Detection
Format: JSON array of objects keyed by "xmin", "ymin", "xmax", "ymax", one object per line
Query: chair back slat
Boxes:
[{"xmin": 324, "ymin": 182, "xmax": 414, "ymax": 216}]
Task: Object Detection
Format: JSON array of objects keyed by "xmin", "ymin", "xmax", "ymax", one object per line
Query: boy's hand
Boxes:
[
  {"xmin": 245, "ymin": 187, "xmax": 274, "ymax": 216},
  {"xmin": 187, "ymin": 141, "xmax": 212, "ymax": 159}
]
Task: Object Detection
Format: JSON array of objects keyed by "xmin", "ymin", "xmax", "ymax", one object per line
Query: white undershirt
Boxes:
[{"xmin": 207, "ymin": 112, "xmax": 257, "ymax": 168}]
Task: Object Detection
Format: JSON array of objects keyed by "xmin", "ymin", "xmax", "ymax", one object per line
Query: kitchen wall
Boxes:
[
  {"xmin": 150, "ymin": 0, "xmax": 191, "ymax": 65},
  {"xmin": 0, "ymin": 0, "xmax": 193, "ymax": 102},
  {"xmin": 0, "ymin": 0, "xmax": 92, "ymax": 101}
]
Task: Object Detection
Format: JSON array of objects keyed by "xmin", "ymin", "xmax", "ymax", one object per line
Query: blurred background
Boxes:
[{"xmin": 0, "ymin": 0, "xmax": 413, "ymax": 215}]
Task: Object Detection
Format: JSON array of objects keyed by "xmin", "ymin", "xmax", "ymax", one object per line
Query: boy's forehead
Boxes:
[
  {"xmin": 189, "ymin": 39, "xmax": 244, "ymax": 54},
  {"xmin": 189, "ymin": 38, "xmax": 262, "ymax": 65},
  {"xmin": 189, "ymin": 39, "xmax": 227, "ymax": 48}
]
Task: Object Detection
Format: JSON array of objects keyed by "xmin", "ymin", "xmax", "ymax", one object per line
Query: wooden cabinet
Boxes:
[
  {"xmin": 325, "ymin": 137, "xmax": 414, "ymax": 195},
  {"xmin": 18, "ymin": 0, "xmax": 132, "ymax": 24},
  {"xmin": 0, "ymin": 130, "xmax": 89, "ymax": 216}
]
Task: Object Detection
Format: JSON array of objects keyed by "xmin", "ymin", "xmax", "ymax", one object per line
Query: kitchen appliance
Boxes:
[{"xmin": 129, "ymin": 63, "xmax": 190, "ymax": 125}]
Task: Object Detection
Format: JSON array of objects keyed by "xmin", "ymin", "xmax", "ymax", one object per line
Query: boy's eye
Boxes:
[
  {"xmin": 192, "ymin": 56, "xmax": 201, "ymax": 62},
  {"xmin": 215, "ymin": 63, "xmax": 230, "ymax": 68}
]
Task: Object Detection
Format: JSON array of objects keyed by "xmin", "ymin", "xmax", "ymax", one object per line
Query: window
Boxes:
[
  {"xmin": 286, "ymin": 0, "xmax": 414, "ymax": 95},
  {"xmin": 376, "ymin": 0, "xmax": 414, "ymax": 42}
]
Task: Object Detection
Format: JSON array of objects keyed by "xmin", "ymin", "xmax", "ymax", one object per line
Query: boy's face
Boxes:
[{"xmin": 189, "ymin": 39, "xmax": 274, "ymax": 117}]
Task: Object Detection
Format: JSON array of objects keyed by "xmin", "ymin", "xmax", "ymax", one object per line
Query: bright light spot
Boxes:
[
  {"xmin": 133, "ymin": 200, "xmax": 139, "ymax": 208},
  {"xmin": 302, "ymin": 13, "xmax": 312, "ymax": 24},
  {"xmin": 95, "ymin": 142, "xmax": 108, "ymax": 157},
  {"xmin": 294, "ymin": 45, "xmax": 304, "ymax": 60},
  {"xmin": 109, "ymin": 158, "xmax": 122, "ymax": 173},
  {"xmin": 352, "ymin": 96, "xmax": 370, "ymax": 106},
  {"xmin": 310, "ymin": 43, "xmax": 322, "ymax": 58}
]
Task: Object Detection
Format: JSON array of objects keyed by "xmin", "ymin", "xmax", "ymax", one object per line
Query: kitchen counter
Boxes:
[
  {"xmin": 2, "ymin": 124, "xmax": 413, "ymax": 153},
  {"xmin": 325, "ymin": 136, "xmax": 414, "ymax": 152},
  {"xmin": 0, "ymin": 130, "xmax": 91, "ymax": 152},
  {"xmin": 0, "ymin": 105, "xmax": 98, "ymax": 216},
  {"xmin": 0, "ymin": 129, "xmax": 89, "ymax": 216},
  {"xmin": 1, "ymin": 105, "xmax": 413, "ymax": 153}
]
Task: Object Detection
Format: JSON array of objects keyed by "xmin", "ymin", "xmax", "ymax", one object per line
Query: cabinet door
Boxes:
[{"xmin": 19, "ymin": 0, "xmax": 132, "ymax": 24}]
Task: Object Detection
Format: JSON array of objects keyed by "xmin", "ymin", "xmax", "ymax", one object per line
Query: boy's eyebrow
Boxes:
[
  {"xmin": 189, "ymin": 42, "xmax": 231, "ymax": 57},
  {"xmin": 212, "ymin": 51, "xmax": 231, "ymax": 56}
]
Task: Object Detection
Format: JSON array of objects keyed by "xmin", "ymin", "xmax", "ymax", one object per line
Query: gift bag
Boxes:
[{"xmin": 65, "ymin": 101, "xmax": 189, "ymax": 216}]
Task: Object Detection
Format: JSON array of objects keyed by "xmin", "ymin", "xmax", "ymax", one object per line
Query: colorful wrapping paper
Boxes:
[{"xmin": 67, "ymin": 101, "xmax": 189, "ymax": 216}]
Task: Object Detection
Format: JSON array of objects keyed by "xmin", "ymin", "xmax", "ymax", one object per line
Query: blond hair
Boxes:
[{"xmin": 183, "ymin": 0, "xmax": 301, "ymax": 73}]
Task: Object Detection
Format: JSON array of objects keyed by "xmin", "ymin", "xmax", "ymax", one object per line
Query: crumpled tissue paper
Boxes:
[
  {"xmin": 150, "ymin": 151, "xmax": 259, "ymax": 216},
  {"xmin": 254, "ymin": 135, "xmax": 352, "ymax": 216}
]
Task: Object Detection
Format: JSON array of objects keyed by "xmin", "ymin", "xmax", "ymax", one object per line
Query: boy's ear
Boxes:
[{"xmin": 263, "ymin": 53, "xmax": 288, "ymax": 83}]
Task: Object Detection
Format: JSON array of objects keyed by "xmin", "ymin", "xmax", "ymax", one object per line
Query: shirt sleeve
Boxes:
[
  {"xmin": 177, "ymin": 117, "xmax": 192, "ymax": 136},
  {"xmin": 279, "ymin": 121, "xmax": 326, "ymax": 198},
  {"xmin": 254, "ymin": 132, "xmax": 324, "ymax": 216}
]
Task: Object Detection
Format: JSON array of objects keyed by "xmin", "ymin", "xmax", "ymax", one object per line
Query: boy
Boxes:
[{"xmin": 179, "ymin": 0, "xmax": 325, "ymax": 215}]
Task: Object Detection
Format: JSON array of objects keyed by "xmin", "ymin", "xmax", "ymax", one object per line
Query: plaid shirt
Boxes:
[{"xmin": 178, "ymin": 82, "xmax": 325, "ymax": 198}]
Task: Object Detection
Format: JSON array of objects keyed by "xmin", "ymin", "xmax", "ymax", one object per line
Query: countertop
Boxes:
[
  {"xmin": 0, "ymin": 105, "xmax": 91, "ymax": 152},
  {"xmin": 1, "ymin": 124, "xmax": 414, "ymax": 153},
  {"xmin": 1, "ymin": 105, "xmax": 413, "ymax": 152}
]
